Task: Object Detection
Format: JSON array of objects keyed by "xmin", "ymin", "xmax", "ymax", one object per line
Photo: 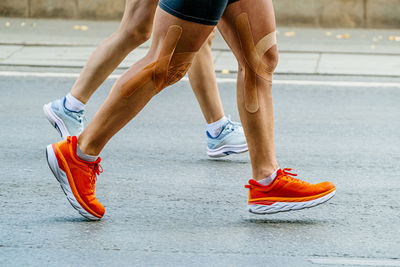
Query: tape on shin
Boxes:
[
  {"xmin": 235, "ymin": 13, "xmax": 277, "ymax": 113},
  {"xmin": 120, "ymin": 25, "xmax": 195, "ymax": 98}
]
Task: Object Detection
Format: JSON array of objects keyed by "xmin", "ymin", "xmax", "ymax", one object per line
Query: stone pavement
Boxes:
[{"xmin": 1, "ymin": 17, "xmax": 400, "ymax": 76}]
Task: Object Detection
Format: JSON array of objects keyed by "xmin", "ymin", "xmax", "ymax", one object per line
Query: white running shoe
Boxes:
[
  {"xmin": 43, "ymin": 97, "xmax": 86, "ymax": 139},
  {"xmin": 207, "ymin": 119, "xmax": 248, "ymax": 158}
]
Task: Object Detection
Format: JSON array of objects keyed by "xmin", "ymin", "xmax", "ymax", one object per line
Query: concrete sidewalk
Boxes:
[{"xmin": 1, "ymin": 17, "xmax": 400, "ymax": 76}]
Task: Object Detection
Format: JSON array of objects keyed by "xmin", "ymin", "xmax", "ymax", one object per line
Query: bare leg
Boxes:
[
  {"xmin": 218, "ymin": 0, "xmax": 279, "ymax": 180},
  {"xmin": 70, "ymin": 0, "xmax": 157, "ymax": 103},
  {"xmin": 78, "ymin": 8, "xmax": 214, "ymax": 156},
  {"xmin": 188, "ymin": 29, "xmax": 224, "ymax": 123}
]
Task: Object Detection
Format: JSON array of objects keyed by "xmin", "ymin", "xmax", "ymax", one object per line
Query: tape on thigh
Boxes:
[
  {"xmin": 235, "ymin": 13, "xmax": 276, "ymax": 113},
  {"xmin": 120, "ymin": 25, "xmax": 195, "ymax": 98}
]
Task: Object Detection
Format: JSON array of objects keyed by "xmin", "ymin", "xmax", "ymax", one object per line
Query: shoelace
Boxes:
[
  {"xmin": 67, "ymin": 138, "xmax": 103, "ymax": 192},
  {"xmin": 224, "ymin": 120, "xmax": 242, "ymax": 132},
  {"xmin": 224, "ymin": 115, "xmax": 234, "ymax": 132},
  {"xmin": 281, "ymin": 168, "xmax": 309, "ymax": 185},
  {"xmin": 88, "ymin": 162, "xmax": 103, "ymax": 192},
  {"xmin": 75, "ymin": 111, "xmax": 86, "ymax": 132},
  {"xmin": 224, "ymin": 121, "xmax": 234, "ymax": 132},
  {"xmin": 245, "ymin": 168, "xmax": 309, "ymax": 189}
]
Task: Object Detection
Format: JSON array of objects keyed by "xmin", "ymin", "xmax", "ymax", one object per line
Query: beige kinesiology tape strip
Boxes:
[
  {"xmin": 235, "ymin": 13, "xmax": 277, "ymax": 113},
  {"xmin": 120, "ymin": 25, "xmax": 195, "ymax": 98}
]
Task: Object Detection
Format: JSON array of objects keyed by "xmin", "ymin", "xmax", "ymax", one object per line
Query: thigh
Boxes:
[
  {"xmin": 150, "ymin": 7, "xmax": 216, "ymax": 53},
  {"xmin": 218, "ymin": 0, "xmax": 277, "ymax": 63},
  {"xmin": 119, "ymin": 0, "xmax": 159, "ymax": 31}
]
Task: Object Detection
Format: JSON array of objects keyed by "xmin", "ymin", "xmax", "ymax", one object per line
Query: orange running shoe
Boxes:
[
  {"xmin": 245, "ymin": 168, "xmax": 335, "ymax": 214},
  {"xmin": 46, "ymin": 136, "xmax": 105, "ymax": 220}
]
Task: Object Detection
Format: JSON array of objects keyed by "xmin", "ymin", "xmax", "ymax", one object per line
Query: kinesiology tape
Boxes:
[
  {"xmin": 235, "ymin": 13, "xmax": 277, "ymax": 113},
  {"xmin": 120, "ymin": 25, "xmax": 195, "ymax": 98}
]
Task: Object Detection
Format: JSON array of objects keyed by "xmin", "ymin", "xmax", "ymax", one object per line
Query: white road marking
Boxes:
[
  {"xmin": 1, "ymin": 71, "xmax": 400, "ymax": 88},
  {"xmin": 309, "ymin": 257, "xmax": 400, "ymax": 266},
  {"xmin": 0, "ymin": 71, "xmax": 119, "ymax": 79}
]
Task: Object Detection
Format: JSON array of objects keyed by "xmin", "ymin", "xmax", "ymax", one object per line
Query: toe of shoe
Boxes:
[
  {"xmin": 318, "ymin": 181, "xmax": 336, "ymax": 193},
  {"xmin": 89, "ymin": 200, "xmax": 105, "ymax": 218}
]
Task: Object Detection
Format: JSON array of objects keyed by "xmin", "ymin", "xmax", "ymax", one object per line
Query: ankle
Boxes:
[
  {"xmin": 77, "ymin": 137, "xmax": 100, "ymax": 157},
  {"xmin": 65, "ymin": 93, "xmax": 86, "ymax": 112},
  {"xmin": 206, "ymin": 113, "xmax": 225, "ymax": 124},
  {"xmin": 206, "ymin": 116, "xmax": 228, "ymax": 137},
  {"xmin": 76, "ymin": 143, "xmax": 98, "ymax": 162},
  {"xmin": 253, "ymin": 165, "xmax": 280, "ymax": 181}
]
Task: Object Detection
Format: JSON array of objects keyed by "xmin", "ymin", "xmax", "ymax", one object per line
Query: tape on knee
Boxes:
[
  {"xmin": 235, "ymin": 13, "xmax": 277, "ymax": 113},
  {"xmin": 120, "ymin": 25, "xmax": 195, "ymax": 98}
]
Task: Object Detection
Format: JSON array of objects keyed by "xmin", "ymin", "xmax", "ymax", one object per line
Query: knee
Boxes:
[
  {"xmin": 238, "ymin": 45, "xmax": 279, "ymax": 75},
  {"xmin": 131, "ymin": 23, "xmax": 152, "ymax": 43},
  {"xmin": 119, "ymin": 52, "xmax": 194, "ymax": 98},
  {"xmin": 164, "ymin": 55, "xmax": 194, "ymax": 86},
  {"xmin": 117, "ymin": 17, "xmax": 153, "ymax": 48},
  {"xmin": 262, "ymin": 46, "xmax": 279, "ymax": 71},
  {"xmin": 118, "ymin": 25, "xmax": 152, "ymax": 47}
]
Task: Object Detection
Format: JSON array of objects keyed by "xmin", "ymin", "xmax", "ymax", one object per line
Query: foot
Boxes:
[
  {"xmin": 43, "ymin": 97, "xmax": 86, "ymax": 139},
  {"xmin": 207, "ymin": 119, "xmax": 248, "ymax": 158},
  {"xmin": 245, "ymin": 168, "xmax": 335, "ymax": 214},
  {"xmin": 46, "ymin": 136, "xmax": 105, "ymax": 220}
]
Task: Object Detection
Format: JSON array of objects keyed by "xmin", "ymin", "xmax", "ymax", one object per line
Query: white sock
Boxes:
[
  {"xmin": 76, "ymin": 144, "xmax": 98, "ymax": 162},
  {"xmin": 257, "ymin": 168, "xmax": 279, "ymax": 186},
  {"xmin": 206, "ymin": 116, "xmax": 228, "ymax": 138},
  {"xmin": 64, "ymin": 93, "xmax": 85, "ymax": 112}
]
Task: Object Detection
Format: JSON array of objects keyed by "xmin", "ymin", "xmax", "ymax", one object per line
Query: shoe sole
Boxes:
[
  {"xmin": 43, "ymin": 103, "xmax": 70, "ymax": 139},
  {"xmin": 248, "ymin": 190, "xmax": 336, "ymax": 214},
  {"xmin": 46, "ymin": 144, "xmax": 101, "ymax": 221},
  {"xmin": 207, "ymin": 143, "xmax": 248, "ymax": 158}
]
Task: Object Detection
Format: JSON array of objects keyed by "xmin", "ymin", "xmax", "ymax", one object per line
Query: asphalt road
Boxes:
[{"xmin": 0, "ymin": 68, "xmax": 399, "ymax": 266}]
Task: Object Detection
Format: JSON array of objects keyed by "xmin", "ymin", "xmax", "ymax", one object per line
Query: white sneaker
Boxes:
[
  {"xmin": 207, "ymin": 120, "xmax": 248, "ymax": 158},
  {"xmin": 43, "ymin": 97, "xmax": 86, "ymax": 139}
]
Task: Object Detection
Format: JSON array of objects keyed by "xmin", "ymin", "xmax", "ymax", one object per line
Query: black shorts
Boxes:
[{"xmin": 159, "ymin": 0, "xmax": 239, "ymax": 26}]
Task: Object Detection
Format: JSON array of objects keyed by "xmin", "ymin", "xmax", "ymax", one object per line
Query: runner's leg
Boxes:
[
  {"xmin": 218, "ymin": 0, "xmax": 279, "ymax": 180},
  {"xmin": 42, "ymin": 0, "xmax": 158, "ymax": 138},
  {"xmin": 216, "ymin": 0, "xmax": 335, "ymax": 214},
  {"xmin": 190, "ymin": 29, "xmax": 247, "ymax": 157},
  {"xmin": 188, "ymin": 29, "xmax": 224, "ymax": 123},
  {"xmin": 70, "ymin": 0, "xmax": 157, "ymax": 103}
]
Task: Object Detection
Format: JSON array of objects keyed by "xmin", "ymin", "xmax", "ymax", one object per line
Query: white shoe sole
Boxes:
[
  {"xmin": 43, "ymin": 103, "xmax": 70, "ymax": 139},
  {"xmin": 248, "ymin": 190, "xmax": 336, "ymax": 214},
  {"xmin": 46, "ymin": 145, "xmax": 100, "ymax": 220},
  {"xmin": 207, "ymin": 143, "xmax": 248, "ymax": 158}
]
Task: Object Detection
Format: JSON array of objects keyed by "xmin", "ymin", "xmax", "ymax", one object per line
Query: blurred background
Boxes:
[{"xmin": 0, "ymin": 0, "xmax": 399, "ymax": 28}]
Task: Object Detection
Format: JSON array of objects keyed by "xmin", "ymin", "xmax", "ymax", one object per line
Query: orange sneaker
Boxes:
[
  {"xmin": 245, "ymin": 168, "xmax": 335, "ymax": 214},
  {"xmin": 46, "ymin": 136, "xmax": 105, "ymax": 220}
]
